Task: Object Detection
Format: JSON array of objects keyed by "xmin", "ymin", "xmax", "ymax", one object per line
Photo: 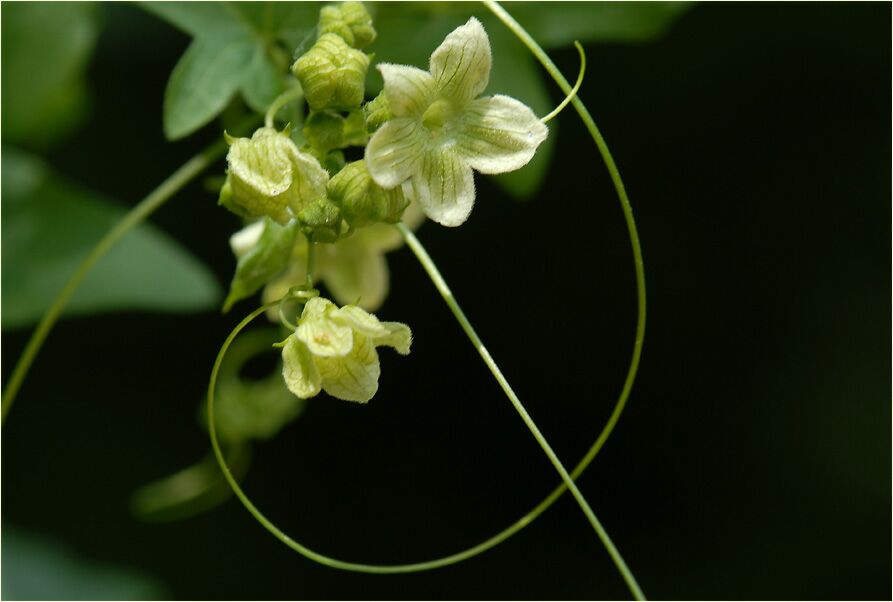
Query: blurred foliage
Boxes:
[
  {"xmin": 131, "ymin": 327, "xmax": 306, "ymax": 522},
  {"xmin": 1, "ymin": 3, "xmax": 101, "ymax": 150},
  {"xmin": 1, "ymin": 149, "xmax": 221, "ymax": 329},
  {"xmin": 142, "ymin": 2, "xmax": 318, "ymax": 139},
  {"xmin": 1, "ymin": 526, "xmax": 167, "ymax": 600}
]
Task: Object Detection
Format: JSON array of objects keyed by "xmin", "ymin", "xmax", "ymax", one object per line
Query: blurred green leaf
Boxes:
[
  {"xmin": 240, "ymin": 45, "xmax": 286, "ymax": 115},
  {"xmin": 130, "ymin": 447, "xmax": 250, "ymax": 522},
  {"xmin": 2, "ymin": 526, "xmax": 167, "ymax": 600},
  {"xmin": 1, "ymin": 2, "xmax": 101, "ymax": 149},
  {"xmin": 1, "ymin": 148, "xmax": 222, "ymax": 329},
  {"xmin": 144, "ymin": 2, "xmax": 318, "ymax": 140},
  {"xmin": 163, "ymin": 36, "xmax": 257, "ymax": 140}
]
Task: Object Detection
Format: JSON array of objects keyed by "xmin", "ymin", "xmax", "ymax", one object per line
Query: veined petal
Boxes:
[
  {"xmin": 378, "ymin": 63, "xmax": 436, "ymax": 117},
  {"xmin": 281, "ymin": 336, "xmax": 322, "ymax": 399},
  {"xmin": 456, "ymin": 95, "xmax": 548, "ymax": 174},
  {"xmin": 430, "ymin": 17, "xmax": 491, "ymax": 105},
  {"xmin": 296, "ymin": 297, "xmax": 354, "ymax": 357},
  {"xmin": 288, "ymin": 149, "xmax": 330, "ymax": 213},
  {"xmin": 333, "ymin": 305, "xmax": 389, "ymax": 338},
  {"xmin": 316, "ymin": 334, "xmax": 381, "ymax": 403},
  {"xmin": 377, "ymin": 322, "xmax": 412, "ymax": 355},
  {"xmin": 410, "ymin": 147, "xmax": 475, "ymax": 227},
  {"xmin": 365, "ymin": 117, "xmax": 428, "ymax": 189}
]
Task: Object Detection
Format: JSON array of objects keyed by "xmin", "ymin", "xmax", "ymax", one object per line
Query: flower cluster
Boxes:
[{"xmin": 217, "ymin": 3, "xmax": 548, "ymax": 404}]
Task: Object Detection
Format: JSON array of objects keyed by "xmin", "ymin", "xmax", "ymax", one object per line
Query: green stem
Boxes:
[
  {"xmin": 305, "ymin": 239, "xmax": 317, "ymax": 287},
  {"xmin": 265, "ymin": 86, "xmax": 305, "ymax": 129},
  {"xmin": 1, "ymin": 136, "xmax": 230, "ymax": 424},
  {"xmin": 398, "ymin": 225, "xmax": 644, "ymax": 601}
]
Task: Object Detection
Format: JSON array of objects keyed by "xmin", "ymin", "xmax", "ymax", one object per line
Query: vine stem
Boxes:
[
  {"xmin": 1, "ymin": 135, "xmax": 231, "ymax": 424},
  {"xmin": 398, "ymin": 224, "xmax": 645, "ymax": 601}
]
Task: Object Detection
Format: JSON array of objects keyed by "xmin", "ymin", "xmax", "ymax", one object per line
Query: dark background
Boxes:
[{"xmin": 3, "ymin": 2, "xmax": 890, "ymax": 600}]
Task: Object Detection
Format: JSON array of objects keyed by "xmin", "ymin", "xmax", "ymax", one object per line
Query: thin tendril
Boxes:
[
  {"xmin": 0, "ymin": 127, "xmax": 251, "ymax": 424},
  {"xmin": 541, "ymin": 41, "xmax": 586, "ymax": 124},
  {"xmin": 265, "ymin": 86, "xmax": 305, "ymax": 128}
]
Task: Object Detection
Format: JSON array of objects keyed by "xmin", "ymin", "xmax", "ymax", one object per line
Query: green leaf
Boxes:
[
  {"xmin": 145, "ymin": 2, "xmax": 319, "ymax": 140},
  {"xmin": 0, "ymin": 2, "xmax": 100, "ymax": 149},
  {"xmin": 141, "ymin": 2, "xmax": 249, "ymax": 38},
  {"xmin": 240, "ymin": 44, "xmax": 285, "ymax": 114},
  {"xmin": 163, "ymin": 36, "xmax": 257, "ymax": 140},
  {"xmin": 1, "ymin": 149, "xmax": 222, "ymax": 329},
  {"xmin": 224, "ymin": 218, "xmax": 298, "ymax": 312},
  {"xmin": 2, "ymin": 526, "xmax": 167, "ymax": 600}
]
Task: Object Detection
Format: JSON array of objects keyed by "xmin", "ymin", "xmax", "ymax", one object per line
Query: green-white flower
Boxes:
[
  {"xmin": 281, "ymin": 297, "xmax": 411, "ymax": 403},
  {"xmin": 221, "ymin": 127, "xmax": 329, "ymax": 225},
  {"xmin": 364, "ymin": 17, "xmax": 548, "ymax": 227},
  {"xmin": 258, "ymin": 201, "xmax": 425, "ymax": 313}
]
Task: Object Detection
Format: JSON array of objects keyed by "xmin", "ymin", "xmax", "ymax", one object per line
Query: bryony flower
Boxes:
[
  {"xmin": 221, "ymin": 127, "xmax": 329, "ymax": 225},
  {"xmin": 364, "ymin": 17, "xmax": 548, "ymax": 227},
  {"xmin": 281, "ymin": 297, "xmax": 412, "ymax": 403},
  {"xmin": 259, "ymin": 201, "xmax": 425, "ymax": 313}
]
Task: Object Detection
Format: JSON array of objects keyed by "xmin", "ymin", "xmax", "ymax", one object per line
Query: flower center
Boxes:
[{"xmin": 422, "ymin": 98, "xmax": 457, "ymax": 133}]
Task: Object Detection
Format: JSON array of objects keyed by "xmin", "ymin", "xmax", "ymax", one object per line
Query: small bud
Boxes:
[
  {"xmin": 224, "ymin": 127, "xmax": 330, "ymax": 224},
  {"xmin": 363, "ymin": 93, "xmax": 392, "ymax": 134},
  {"xmin": 327, "ymin": 160, "xmax": 409, "ymax": 228},
  {"xmin": 296, "ymin": 196, "xmax": 344, "ymax": 243},
  {"xmin": 304, "ymin": 110, "xmax": 369, "ymax": 155},
  {"xmin": 318, "ymin": 1, "xmax": 376, "ymax": 49},
  {"xmin": 292, "ymin": 33, "xmax": 370, "ymax": 112}
]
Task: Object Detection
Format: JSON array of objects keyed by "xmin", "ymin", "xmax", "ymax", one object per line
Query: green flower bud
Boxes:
[
  {"xmin": 292, "ymin": 33, "xmax": 370, "ymax": 112},
  {"xmin": 296, "ymin": 196, "xmax": 344, "ymax": 243},
  {"xmin": 224, "ymin": 127, "xmax": 330, "ymax": 224},
  {"xmin": 363, "ymin": 93, "xmax": 392, "ymax": 134},
  {"xmin": 318, "ymin": 1, "xmax": 376, "ymax": 49},
  {"xmin": 303, "ymin": 110, "xmax": 367, "ymax": 156},
  {"xmin": 327, "ymin": 160, "xmax": 409, "ymax": 228}
]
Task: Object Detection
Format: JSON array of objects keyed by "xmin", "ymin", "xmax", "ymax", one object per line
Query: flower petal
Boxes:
[
  {"xmin": 281, "ymin": 336, "xmax": 322, "ymax": 399},
  {"xmin": 296, "ymin": 297, "xmax": 354, "ymax": 357},
  {"xmin": 456, "ymin": 95, "xmax": 548, "ymax": 174},
  {"xmin": 429, "ymin": 17, "xmax": 491, "ymax": 104},
  {"xmin": 377, "ymin": 322, "xmax": 412, "ymax": 355},
  {"xmin": 332, "ymin": 304, "xmax": 389, "ymax": 338},
  {"xmin": 322, "ymin": 237, "xmax": 389, "ymax": 311},
  {"xmin": 410, "ymin": 147, "xmax": 475, "ymax": 227},
  {"xmin": 378, "ymin": 63, "xmax": 436, "ymax": 117},
  {"xmin": 316, "ymin": 334, "xmax": 380, "ymax": 403},
  {"xmin": 365, "ymin": 117, "xmax": 428, "ymax": 189}
]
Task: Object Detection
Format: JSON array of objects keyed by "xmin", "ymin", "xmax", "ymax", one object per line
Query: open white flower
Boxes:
[
  {"xmin": 281, "ymin": 297, "xmax": 412, "ymax": 403},
  {"xmin": 364, "ymin": 17, "xmax": 548, "ymax": 227}
]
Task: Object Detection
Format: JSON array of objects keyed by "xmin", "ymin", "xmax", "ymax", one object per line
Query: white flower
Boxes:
[
  {"xmin": 281, "ymin": 297, "xmax": 412, "ymax": 403},
  {"xmin": 364, "ymin": 17, "xmax": 548, "ymax": 227}
]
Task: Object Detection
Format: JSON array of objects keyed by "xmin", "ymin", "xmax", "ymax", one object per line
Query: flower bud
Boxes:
[
  {"xmin": 303, "ymin": 109, "xmax": 367, "ymax": 155},
  {"xmin": 296, "ymin": 196, "xmax": 344, "ymax": 243},
  {"xmin": 327, "ymin": 160, "xmax": 409, "ymax": 228},
  {"xmin": 224, "ymin": 127, "xmax": 330, "ymax": 224},
  {"xmin": 292, "ymin": 33, "xmax": 370, "ymax": 112},
  {"xmin": 363, "ymin": 93, "xmax": 392, "ymax": 134},
  {"xmin": 318, "ymin": 1, "xmax": 376, "ymax": 49}
]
